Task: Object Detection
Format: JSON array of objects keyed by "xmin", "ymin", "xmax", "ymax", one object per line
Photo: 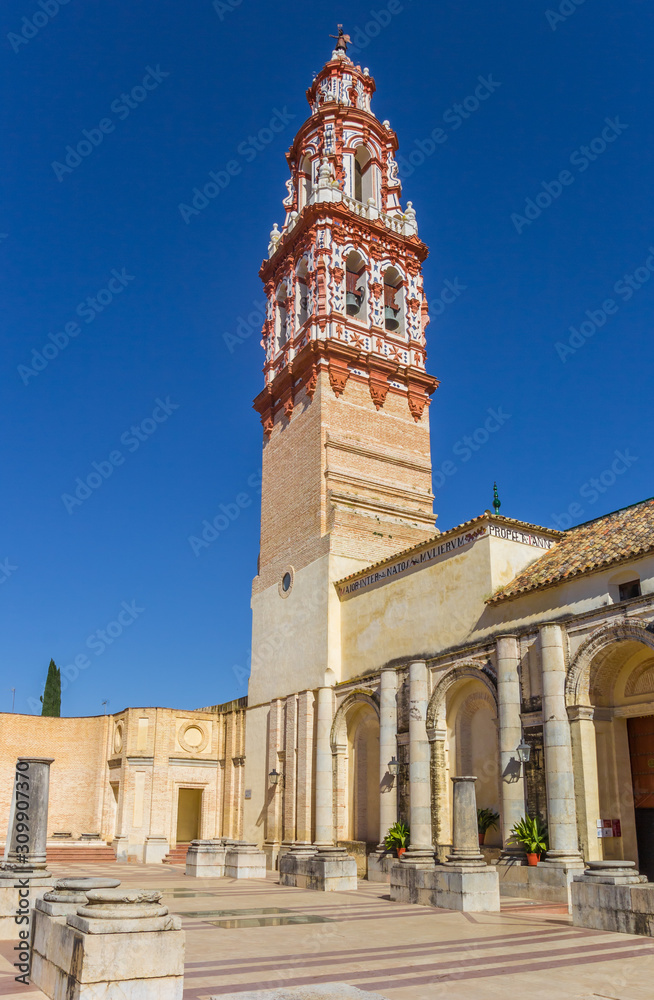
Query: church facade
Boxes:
[
  {"xmin": 241, "ymin": 41, "xmax": 654, "ymax": 882},
  {"xmin": 1, "ymin": 39, "xmax": 654, "ymax": 887}
]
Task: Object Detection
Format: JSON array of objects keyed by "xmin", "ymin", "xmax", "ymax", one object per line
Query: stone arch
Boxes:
[
  {"xmin": 330, "ymin": 689, "xmax": 380, "ymax": 844},
  {"xmin": 427, "ymin": 661, "xmax": 499, "ymax": 855},
  {"xmin": 426, "ymin": 662, "xmax": 498, "ymax": 732},
  {"xmin": 330, "ymin": 689, "xmax": 379, "ymax": 751},
  {"xmin": 566, "ymin": 618, "xmax": 654, "ymax": 707}
]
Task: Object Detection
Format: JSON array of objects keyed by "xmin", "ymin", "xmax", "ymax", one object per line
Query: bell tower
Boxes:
[{"xmin": 249, "ymin": 33, "xmax": 439, "ymax": 704}]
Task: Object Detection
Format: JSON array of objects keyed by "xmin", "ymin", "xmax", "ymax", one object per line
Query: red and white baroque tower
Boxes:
[{"xmin": 248, "ymin": 37, "xmax": 440, "ymax": 706}]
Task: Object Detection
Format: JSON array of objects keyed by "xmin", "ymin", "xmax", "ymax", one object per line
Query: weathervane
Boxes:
[
  {"xmin": 493, "ymin": 482, "xmax": 501, "ymax": 516},
  {"xmin": 329, "ymin": 24, "xmax": 351, "ymax": 53}
]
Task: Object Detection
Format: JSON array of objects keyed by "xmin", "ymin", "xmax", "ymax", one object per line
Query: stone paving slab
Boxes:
[
  {"xmin": 210, "ymin": 986, "xmax": 389, "ymax": 999},
  {"xmin": 2, "ymin": 862, "xmax": 654, "ymax": 1000}
]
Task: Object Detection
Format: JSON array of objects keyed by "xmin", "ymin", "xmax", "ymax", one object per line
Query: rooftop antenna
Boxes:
[
  {"xmin": 493, "ymin": 482, "xmax": 501, "ymax": 516},
  {"xmin": 102, "ymin": 699, "xmax": 109, "ymax": 715},
  {"xmin": 10, "ymin": 687, "xmax": 15, "ymax": 712}
]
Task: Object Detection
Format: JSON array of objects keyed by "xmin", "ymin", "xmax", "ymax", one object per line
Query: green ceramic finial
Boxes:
[{"xmin": 493, "ymin": 482, "xmax": 501, "ymax": 516}]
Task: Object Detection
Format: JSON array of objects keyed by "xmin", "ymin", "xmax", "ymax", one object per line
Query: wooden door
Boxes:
[{"xmin": 628, "ymin": 716, "xmax": 654, "ymax": 880}]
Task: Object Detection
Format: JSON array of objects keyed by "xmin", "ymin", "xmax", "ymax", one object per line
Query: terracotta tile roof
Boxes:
[{"xmin": 487, "ymin": 497, "xmax": 654, "ymax": 605}]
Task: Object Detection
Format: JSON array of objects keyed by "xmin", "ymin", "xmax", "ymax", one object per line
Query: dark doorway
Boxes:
[
  {"xmin": 176, "ymin": 788, "xmax": 202, "ymax": 843},
  {"xmin": 627, "ymin": 716, "xmax": 654, "ymax": 880}
]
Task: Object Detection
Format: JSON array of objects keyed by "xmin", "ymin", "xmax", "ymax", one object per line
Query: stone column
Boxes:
[
  {"xmin": 540, "ymin": 623, "xmax": 583, "ymax": 865},
  {"xmin": 1, "ymin": 758, "xmax": 54, "ymax": 941},
  {"xmin": 4, "ymin": 758, "xmax": 54, "ymax": 869},
  {"xmin": 282, "ymin": 694, "xmax": 297, "ymax": 849},
  {"xmin": 428, "ymin": 728, "xmax": 449, "ymax": 861},
  {"xmin": 264, "ymin": 699, "xmax": 283, "ymax": 865},
  {"xmin": 569, "ymin": 705, "xmax": 601, "ymax": 862},
  {"xmin": 496, "ymin": 635, "xmax": 527, "ymax": 858},
  {"xmin": 447, "ymin": 777, "xmax": 484, "ymax": 865},
  {"xmin": 314, "ymin": 686, "xmax": 334, "ymax": 847},
  {"xmin": 293, "ymin": 690, "xmax": 315, "ymax": 853},
  {"xmin": 403, "ymin": 660, "xmax": 434, "ymax": 865},
  {"xmin": 377, "ymin": 667, "xmax": 398, "ymax": 849}
]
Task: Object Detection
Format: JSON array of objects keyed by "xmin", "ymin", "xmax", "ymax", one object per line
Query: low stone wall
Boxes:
[
  {"xmin": 571, "ymin": 863, "xmax": 654, "ymax": 937},
  {"xmin": 390, "ymin": 863, "xmax": 500, "ymax": 912},
  {"xmin": 337, "ymin": 840, "xmax": 368, "ymax": 878},
  {"xmin": 367, "ymin": 852, "xmax": 396, "ymax": 882},
  {"xmin": 280, "ymin": 848, "xmax": 357, "ymax": 892},
  {"xmin": 496, "ymin": 861, "xmax": 579, "ymax": 906}
]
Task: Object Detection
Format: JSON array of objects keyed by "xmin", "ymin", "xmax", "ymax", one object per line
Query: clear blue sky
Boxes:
[{"xmin": 1, "ymin": 0, "xmax": 652, "ymax": 717}]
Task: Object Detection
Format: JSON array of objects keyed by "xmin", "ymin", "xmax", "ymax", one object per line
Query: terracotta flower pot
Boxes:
[
  {"xmin": 478, "ymin": 833, "xmax": 485, "ymax": 846},
  {"xmin": 396, "ymin": 847, "xmax": 406, "ymax": 859},
  {"xmin": 526, "ymin": 852, "xmax": 541, "ymax": 866}
]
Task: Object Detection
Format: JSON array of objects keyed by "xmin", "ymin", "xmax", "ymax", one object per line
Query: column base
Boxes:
[
  {"xmin": 390, "ymin": 860, "xmax": 500, "ymax": 911},
  {"xmin": 0, "ymin": 868, "xmax": 53, "ymax": 942},
  {"xmin": 112, "ymin": 835, "xmax": 129, "ymax": 862},
  {"xmin": 538, "ymin": 850, "xmax": 585, "ymax": 869},
  {"xmin": 143, "ymin": 837, "xmax": 169, "ymax": 865},
  {"xmin": 446, "ymin": 850, "xmax": 486, "ymax": 866},
  {"xmin": 224, "ymin": 843, "xmax": 267, "ymax": 879},
  {"xmin": 400, "ymin": 846, "xmax": 436, "ymax": 869},
  {"xmin": 279, "ymin": 845, "xmax": 357, "ymax": 891},
  {"xmin": 289, "ymin": 842, "xmax": 317, "ymax": 857},
  {"xmin": 185, "ymin": 840, "xmax": 226, "ymax": 877},
  {"xmin": 572, "ymin": 865, "xmax": 654, "ymax": 936}
]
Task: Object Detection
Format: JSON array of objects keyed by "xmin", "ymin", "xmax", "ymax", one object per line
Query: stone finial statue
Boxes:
[{"xmin": 329, "ymin": 25, "xmax": 351, "ymax": 54}]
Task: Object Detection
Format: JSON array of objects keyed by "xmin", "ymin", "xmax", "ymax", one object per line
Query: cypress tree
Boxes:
[{"xmin": 40, "ymin": 659, "xmax": 61, "ymax": 717}]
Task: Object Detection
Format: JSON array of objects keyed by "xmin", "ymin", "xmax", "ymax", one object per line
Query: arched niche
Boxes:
[
  {"xmin": 382, "ymin": 265, "xmax": 405, "ymax": 336},
  {"xmin": 298, "ymin": 154, "xmax": 313, "ymax": 209},
  {"xmin": 345, "ymin": 250, "xmax": 367, "ymax": 322},
  {"xmin": 353, "ymin": 145, "xmax": 373, "ymax": 204},
  {"xmin": 426, "ymin": 663, "xmax": 499, "ymax": 853},
  {"xmin": 331, "ymin": 690, "xmax": 380, "ymax": 845},
  {"xmin": 295, "ymin": 257, "xmax": 310, "ymax": 329}
]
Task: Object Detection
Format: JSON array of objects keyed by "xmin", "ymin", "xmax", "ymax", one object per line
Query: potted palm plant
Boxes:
[
  {"xmin": 509, "ymin": 816, "xmax": 548, "ymax": 865},
  {"xmin": 477, "ymin": 808, "xmax": 500, "ymax": 846},
  {"xmin": 384, "ymin": 821, "xmax": 410, "ymax": 858}
]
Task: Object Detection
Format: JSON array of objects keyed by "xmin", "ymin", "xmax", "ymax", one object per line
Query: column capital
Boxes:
[
  {"xmin": 427, "ymin": 726, "xmax": 446, "ymax": 742},
  {"xmin": 539, "ymin": 621, "xmax": 566, "ymax": 637},
  {"xmin": 567, "ymin": 704, "xmax": 595, "ymax": 722}
]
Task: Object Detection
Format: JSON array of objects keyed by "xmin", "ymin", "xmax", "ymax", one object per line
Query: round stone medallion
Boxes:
[{"xmin": 178, "ymin": 722, "xmax": 209, "ymax": 754}]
